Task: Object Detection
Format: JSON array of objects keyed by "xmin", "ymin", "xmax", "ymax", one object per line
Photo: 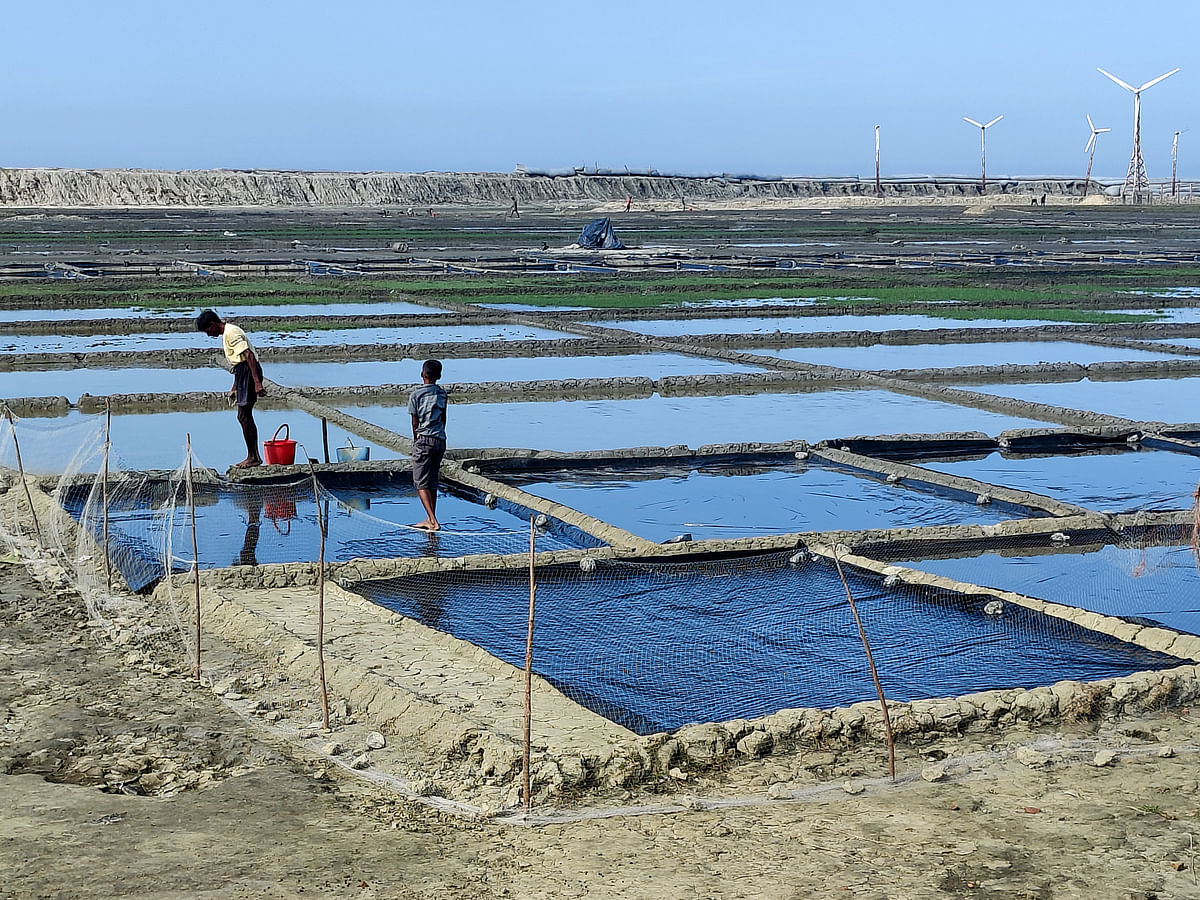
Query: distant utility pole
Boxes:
[
  {"xmin": 1097, "ymin": 67, "xmax": 1179, "ymax": 203},
  {"xmin": 1172, "ymin": 131, "xmax": 1180, "ymax": 197},
  {"xmin": 963, "ymin": 115, "xmax": 1003, "ymax": 193},
  {"xmin": 874, "ymin": 125, "xmax": 882, "ymax": 196}
]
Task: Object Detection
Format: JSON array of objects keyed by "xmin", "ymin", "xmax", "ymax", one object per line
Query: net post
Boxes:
[
  {"xmin": 313, "ymin": 471, "xmax": 330, "ymax": 731},
  {"xmin": 4, "ymin": 405, "xmax": 42, "ymax": 544},
  {"xmin": 523, "ymin": 515, "xmax": 536, "ymax": 812},
  {"xmin": 102, "ymin": 401, "xmax": 112, "ymax": 591},
  {"xmin": 831, "ymin": 549, "xmax": 896, "ymax": 781},
  {"xmin": 186, "ymin": 433, "xmax": 202, "ymax": 683},
  {"xmin": 1191, "ymin": 478, "xmax": 1200, "ymax": 567},
  {"xmin": 321, "ymin": 417, "xmax": 330, "ymax": 465}
]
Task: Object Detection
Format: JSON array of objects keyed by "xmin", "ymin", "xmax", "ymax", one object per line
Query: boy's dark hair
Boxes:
[
  {"xmin": 195, "ymin": 309, "xmax": 221, "ymax": 332},
  {"xmin": 421, "ymin": 359, "xmax": 443, "ymax": 381}
]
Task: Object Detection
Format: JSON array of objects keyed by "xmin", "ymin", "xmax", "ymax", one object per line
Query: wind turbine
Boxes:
[
  {"xmin": 963, "ymin": 115, "xmax": 1003, "ymax": 192},
  {"xmin": 1082, "ymin": 114, "xmax": 1110, "ymax": 197},
  {"xmin": 1097, "ymin": 67, "xmax": 1180, "ymax": 202}
]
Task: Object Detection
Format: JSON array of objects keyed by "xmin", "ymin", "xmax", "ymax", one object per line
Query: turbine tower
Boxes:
[
  {"xmin": 963, "ymin": 115, "xmax": 1003, "ymax": 193},
  {"xmin": 1082, "ymin": 114, "xmax": 1110, "ymax": 197},
  {"xmin": 1097, "ymin": 67, "xmax": 1180, "ymax": 203},
  {"xmin": 874, "ymin": 125, "xmax": 882, "ymax": 196},
  {"xmin": 1172, "ymin": 130, "xmax": 1181, "ymax": 197}
]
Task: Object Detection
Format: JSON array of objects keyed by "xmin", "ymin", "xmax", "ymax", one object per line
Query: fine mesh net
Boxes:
[
  {"xmin": 349, "ymin": 548, "xmax": 1182, "ymax": 735},
  {"xmin": 2, "ymin": 412, "xmax": 1198, "ymax": 745}
]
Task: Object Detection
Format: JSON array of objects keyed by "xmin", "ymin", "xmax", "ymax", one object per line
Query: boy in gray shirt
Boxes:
[{"xmin": 408, "ymin": 359, "xmax": 448, "ymax": 531}]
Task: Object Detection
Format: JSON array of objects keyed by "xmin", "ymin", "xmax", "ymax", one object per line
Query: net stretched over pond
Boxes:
[
  {"xmin": 2, "ymin": 412, "xmax": 1199, "ymax": 743},
  {"xmin": 349, "ymin": 549, "xmax": 1179, "ymax": 735},
  {"xmin": 0, "ymin": 412, "xmax": 592, "ymax": 673},
  {"xmin": 71, "ymin": 470, "xmax": 586, "ymax": 594}
]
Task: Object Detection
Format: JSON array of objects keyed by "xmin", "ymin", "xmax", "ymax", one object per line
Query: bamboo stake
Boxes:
[
  {"xmin": 186, "ymin": 434, "xmax": 201, "ymax": 682},
  {"xmin": 1190, "ymin": 480, "xmax": 1200, "ymax": 570},
  {"xmin": 523, "ymin": 515, "xmax": 536, "ymax": 812},
  {"xmin": 314, "ymin": 475, "xmax": 330, "ymax": 730},
  {"xmin": 831, "ymin": 550, "xmax": 895, "ymax": 781},
  {"xmin": 102, "ymin": 401, "xmax": 112, "ymax": 591},
  {"xmin": 5, "ymin": 406, "xmax": 42, "ymax": 544}
]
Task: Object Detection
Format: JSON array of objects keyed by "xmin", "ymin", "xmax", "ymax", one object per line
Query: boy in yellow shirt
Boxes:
[{"xmin": 195, "ymin": 309, "xmax": 266, "ymax": 468}]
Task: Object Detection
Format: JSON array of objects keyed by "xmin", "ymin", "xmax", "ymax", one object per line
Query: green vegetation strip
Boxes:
[{"xmin": 0, "ymin": 268, "xmax": 1197, "ymax": 314}]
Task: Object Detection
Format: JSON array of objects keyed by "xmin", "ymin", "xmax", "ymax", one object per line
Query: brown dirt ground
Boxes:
[{"xmin": 4, "ymin": 557, "xmax": 1200, "ymax": 900}]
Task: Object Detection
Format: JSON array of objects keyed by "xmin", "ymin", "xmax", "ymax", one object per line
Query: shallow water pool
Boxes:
[
  {"xmin": 501, "ymin": 460, "xmax": 1022, "ymax": 541},
  {"xmin": 753, "ymin": 341, "xmax": 1184, "ymax": 371},
  {"xmin": 62, "ymin": 475, "xmax": 585, "ymax": 592},
  {"xmin": 346, "ymin": 390, "xmax": 1055, "ymax": 452},
  {"xmin": 966, "ymin": 377, "xmax": 1200, "ymax": 423},
  {"xmin": 8, "ymin": 408, "xmax": 400, "ymax": 474},
  {"xmin": 900, "ymin": 543, "xmax": 1200, "ymax": 637},
  {"xmin": 0, "ymin": 367, "xmax": 231, "ymax": 401},
  {"xmin": 270, "ymin": 353, "xmax": 765, "ymax": 388},
  {"xmin": 593, "ymin": 313, "xmax": 1092, "ymax": 337},
  {"xmin": 0, "ymin": 323, "xmax": 576, "ymax": 355},
  {"xmin": 356, "ymin": 554, "xmax": 1176, "ymax": 733},
  {"xmin": 919, "ymin": 447, "xmax": 1200, "ymax": 513}
]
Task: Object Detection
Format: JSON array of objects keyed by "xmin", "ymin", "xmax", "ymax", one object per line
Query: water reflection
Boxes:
[{"xmin": 234, "ymin": 489, "xmax": 262, "ymax": 567}]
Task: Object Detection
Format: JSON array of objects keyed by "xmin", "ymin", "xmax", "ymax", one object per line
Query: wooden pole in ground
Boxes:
[
  {"xmin": 4, "ymin": 407, "xmax": 42, "ymax": 544},
  {"xmin": 1191, "ymin": 480, "xmax": 1200, "ymax": 568},
  {"xmin": 102, "ymin": 402, "xmax": 112, "ymax": 591},
  {"xmin": 313, "ymin": 474, "xmax": 330, "ymax": 730},
  {"xmin": 523, "ymin": 515, "xmax": 536, "ymax": 812},
  {"xmin": 186, "ymin": 434, "xmax": 202, "ymax": 683},
  {"xmin": 321, "ymin": 418, "xmax": 330, "ymax": 465},
  {"xmin": 831, "ymin": 550, "xmax": 895, "ymax": 781}
]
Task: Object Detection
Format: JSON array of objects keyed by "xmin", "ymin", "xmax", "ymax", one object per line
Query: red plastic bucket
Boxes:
[{"xmin": 263, "ymin": 423, "xmax": 297, "ymax": 466}]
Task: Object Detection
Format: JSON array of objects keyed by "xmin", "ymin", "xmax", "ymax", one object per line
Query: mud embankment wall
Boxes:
[{"xmin": 0, "ymin": 169, "xmax": 1086, "ymax": 208}]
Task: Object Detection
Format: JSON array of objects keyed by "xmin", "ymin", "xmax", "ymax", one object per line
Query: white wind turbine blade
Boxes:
[
  {"xmin": 1086, "ymin": 113, "xmax": 1096, "ymax": 131},
  {"xmin": 964, "ymin": 117, "xmax": 984, "ymax": 128},
  {"xmin": 984, "ymin": 115, "xmax": 1003, "ymax": 128},
  {"xmin": 1096, "ymin": 127, "xmax": 1110, "ymax": 134},
  {"xmin": 1138, "ymin": 68, "xmax": 1180, "ymax": 91},
  {"xmin": 1085, "ymin": 134, "xmax": 1097, "ymax": 153},
  {"xmin": 1097, "ymin": 68, "xmax": 1136, "ymax": 92}
]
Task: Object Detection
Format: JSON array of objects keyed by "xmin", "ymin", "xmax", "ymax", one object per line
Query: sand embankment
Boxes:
[{"xmin": 0, "ymin": 168, "xmax": 1087, "ymax": 208}]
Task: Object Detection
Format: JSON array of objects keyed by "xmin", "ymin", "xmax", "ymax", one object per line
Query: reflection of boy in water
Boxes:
[{"xmin": 233, "ymin": 489, "xmax": 262, "ymax": 567}]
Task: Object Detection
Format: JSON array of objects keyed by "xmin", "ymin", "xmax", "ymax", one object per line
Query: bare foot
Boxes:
[
  {"xmin": 411, "ymin": 520, "xmax": 441, "ymax": 531},
  {"xmin": 233, "ymin": 458, "xmax": 261, "ymax": 469}
]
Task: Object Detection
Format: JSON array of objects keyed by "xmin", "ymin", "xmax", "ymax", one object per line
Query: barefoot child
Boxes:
[
  {"xmin": 195, "ymin": 309, "xmax": 265, "ymax": 469},
  {"xmin": 408, "ymin": 359, "xmax": 448, "ymax": 531}
]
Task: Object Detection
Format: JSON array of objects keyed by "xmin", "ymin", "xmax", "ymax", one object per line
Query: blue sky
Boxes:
[{"xmin": 4, "ymin": 1, "xmax": 1195, "ymax": 179}]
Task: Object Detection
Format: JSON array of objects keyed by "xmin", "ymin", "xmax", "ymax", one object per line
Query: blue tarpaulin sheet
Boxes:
[{"xmin": 577, "ymin": 218, "xmax": 624, "ymax": 250}]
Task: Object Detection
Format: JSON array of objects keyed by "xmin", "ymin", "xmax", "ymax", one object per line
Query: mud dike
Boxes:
[{"xmin": 4, "ymin": 294, "xmax": 1200, "ymax": 820}]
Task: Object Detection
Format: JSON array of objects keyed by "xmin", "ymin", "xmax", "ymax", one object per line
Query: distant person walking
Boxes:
[
  {"xmin": 624, "ymin": 195, "xmax": 632, "ymax": 212},
  {"xmin": 409, "ymin": 359, "xmax": 448, "ymax": 531},
  {"xmin": 195, "ymin": 309, "xmax": 265, "ymax": 469},
  {"xmin": 507, "ymin": 197, "xmax": 520, "ymax": 218}
]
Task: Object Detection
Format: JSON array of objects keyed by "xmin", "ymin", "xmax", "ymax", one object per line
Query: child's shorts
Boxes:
[{"xmin": 412, "ymin": 435, "xmax": 446, "ymax": 490}]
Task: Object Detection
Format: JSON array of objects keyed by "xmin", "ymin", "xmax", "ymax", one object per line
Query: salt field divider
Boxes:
[
  {"xmin": 810, "ymin": 446, "xmax": 1092, "ymax": 518},
  {"xmin": 882, "ymin": 359, "xmax": 1200, "ymax": 385},
  {"xmin": 0, "ymin": 337, "xmax": 640, "ymax": 372}
]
